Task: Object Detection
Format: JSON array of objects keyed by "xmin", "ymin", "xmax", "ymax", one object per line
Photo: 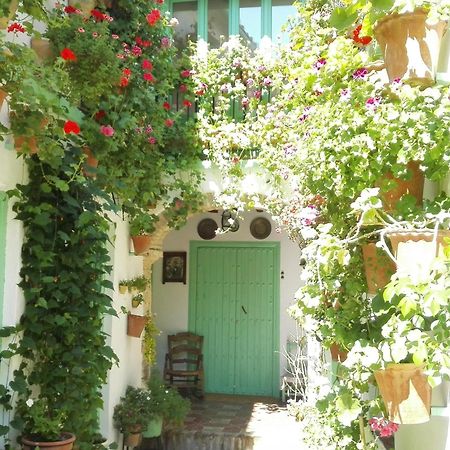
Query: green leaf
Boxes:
[
  {"xmin": 330, "ymin": 7, "xmax": 358, "ymax": 30},
  {"xmin": 371, "ymin": 0, "xmax": 394, "ymax": 11},
  {"xmin": 336, "ymin": 392, "xmax": 361, "ymax": 426}
]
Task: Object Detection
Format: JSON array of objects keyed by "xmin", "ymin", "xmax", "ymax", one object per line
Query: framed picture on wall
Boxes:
[{"xmin": 162, "ymin": 252, "xmax": 187, "ymax": 284}]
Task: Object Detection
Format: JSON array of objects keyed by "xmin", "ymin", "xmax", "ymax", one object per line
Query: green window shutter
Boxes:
[{"xmin": 0, "ymin": 193, "xmax": 8, "ymax": 325}]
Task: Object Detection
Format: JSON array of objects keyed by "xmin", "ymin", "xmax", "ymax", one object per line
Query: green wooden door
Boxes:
[
  {"xmin": 189, "ymin": 242, "xmax": 279, "ymax": 396},
  {"xmin": 0, "ymin": 193, "xmax": 7, "ymax": 325}
]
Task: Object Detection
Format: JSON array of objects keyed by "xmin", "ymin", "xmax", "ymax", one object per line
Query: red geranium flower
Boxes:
[
  {"xmin": 120, "ymin": 77, "xmax": 129, "ymax": 87},
  {"xmin": 91, "ymin": 9, "xmax": 106, "ymax": 21},
  {"xmin": 146, "ymin": 9, "xmax": 161, "ymax": 26},
  {"xmin": 63, "ymin": 120, "xmax": 80, "ymax": 134},
  {"xmin": 183, "ymin": 100, "xmax": 192, "ymax": 108},
  {"xmin": 142, "ymin": 59, "xmax": 153, "ymax": 71},
  {"xmin": 123, "ymin": 68, "xmax": 132, "ymax": 77},
  {"xmin": 64, "ymin": 5, "xmax": 78, "ymax": 13},
  {"xmin": 352, "ymin": 25, "xmax": 372, "ymax": 45},
  {"xmin": 7, "ymin": 22, "xmax": 26, "ymax": 33},
  {"xmin": 60, "ymin": 48, "xmax": 77, "ymax": 61},
  {"xmin": 181, "ymin": 69, "xmax": 191, "ymax": 78},
  {"xmin": 179, "ymin": 84, "xmax": 187, "ymax": 93},
  {"xmin": 163, "ymin": 102, "xmax": 171, "ymax": 111},
  {"xmin": 164, "ymin": 119, "xmax": 174, "ymax": 127},
  {"xmin": 143, "ymin": 73, "xmax": 155, "ymax": 82},
  {"xmin": 94, "ymin": 110, "xmax": 106, "ymax": 121}
]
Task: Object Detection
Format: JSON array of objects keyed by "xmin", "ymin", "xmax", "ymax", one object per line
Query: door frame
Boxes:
[{"xmin": 188, "ymin": 240, "xmax": 280, "ymax": 397}]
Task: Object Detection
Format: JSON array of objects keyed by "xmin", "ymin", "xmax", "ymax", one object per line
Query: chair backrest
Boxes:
[{"xmin": 167, "ymin": 332, "xmax": 203, "ymax": 368}]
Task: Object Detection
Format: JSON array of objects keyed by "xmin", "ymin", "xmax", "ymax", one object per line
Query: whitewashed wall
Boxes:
[{"xmin": 151, "ymin": 210, "xmax": 303, "ymax": 386}]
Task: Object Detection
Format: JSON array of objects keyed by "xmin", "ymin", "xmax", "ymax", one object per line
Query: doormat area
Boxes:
[{"xmin": 164, "ymin": 394, "xmax": 304, "ymax": 450}]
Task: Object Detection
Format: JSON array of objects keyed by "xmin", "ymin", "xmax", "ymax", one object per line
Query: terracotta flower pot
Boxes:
[
  {"xmin": 82, "ymin": 147, "xmax": 99, "ymax": 178},
  {"xmin": 127, "ymin": 313, "xmax": 147, "ymax": 338},
  {"xmin": 131, "ymin": 235, "xmax": 152, "ymax": 255},
  {"xmin": 31, "ymin": 38, "xmax": 53, "ymax": 63},
  {"xmin": 0, "ymin": 0, "xmax": 18, "ymax": 29},
  {"xmin": 329, "ymin": 343, "xmax": 347, "ymax": 363},
  {"xmin": 22, "ymin": 432, "xmax": 76, "ymax": 450},
  {"xmin": 374, "ymin": 9, "xmax": 447, "ymax": 85},
  {"xmin": 361, "ymin": 243, "xmax": 395, "ymax": 295},
  {"xmin": 374, "ymin": 364, "xmax": 431, "ymax": 424},
  {"xmin": 0, "ymin": 88, "xmax": 7, "ymax": 109},
  {"xmin": 386, "ymin": 229, "xmax": 450, "ymax": 277},
  {"xmin": 376, "ymin": 161, "xmax": 424, "ymax": 212},
  {"xmin": 123, "ymin": 432, "xmax": 142, "ymax": 447},
  {"xmin": 14, "ymin": 119, "xmax": 48, "ymax": 155}
]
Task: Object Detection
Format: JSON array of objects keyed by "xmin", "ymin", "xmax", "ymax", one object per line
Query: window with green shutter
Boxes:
[{"xmin": 170, "ymin": 0, "xmax": 296, "ymax": 49}]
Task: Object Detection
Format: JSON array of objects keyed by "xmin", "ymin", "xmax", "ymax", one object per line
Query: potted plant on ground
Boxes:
[
  {"xmin": 14, "ymin": 396, "xmax": 76, "ymax": 450},
  {"xmin": 113, "ymin": 386, "xmax": 152, "ymax": 447},
  {"xmin": 142, "ymin": 375, "xmax": 191, "ymax": 438}
]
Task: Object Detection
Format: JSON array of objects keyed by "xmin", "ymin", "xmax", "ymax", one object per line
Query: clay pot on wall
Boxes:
[
  {"xmin": 361, "ymin": 243, "xmax": 396, "ymax": 295},
  {"xmin": 127, "ymin": 314, "xmax": 147, "ymax": 338},
  {"xmin": 374, "ymin": 9, "xmax": 447, "ymax": 85},
  {"xmin": 131, "ymin": 235, "xmax": 152, "ymax": 255},
  {"xmin": 376, "ymin": 161, "xmax": 424, "ymax": 212},
  {"xmin": 82, "ymin": 147, "xmax": 99, "ymax": 178},
  {"xmin": 374, "ymin": 364, "xmax": 431, "ymax": 424},
  {"xmin": 330, "ymin": 343, "xmax": 348, "ymax": 363},
  {"xmin": 22, "ymin": 432, "xmax": 76, "ymax": 450}
]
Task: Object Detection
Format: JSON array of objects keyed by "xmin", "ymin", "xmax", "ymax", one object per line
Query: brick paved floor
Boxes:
[{"xmin": 163, "ymin": 394, "xmax": 304, "ymax": 450}]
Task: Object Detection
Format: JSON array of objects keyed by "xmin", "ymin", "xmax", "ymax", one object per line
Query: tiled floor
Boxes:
[{"xmin": 164, "ymin": 394, "xmax": 304, "ymax": 450}]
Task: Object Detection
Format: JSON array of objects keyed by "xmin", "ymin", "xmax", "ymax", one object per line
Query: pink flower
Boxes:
[
  {"xmin": 78, "ymin": 27, "xmax": 85, "ymax": 33},
  {"xmin": 352, "ymin": 67, "xmax": 368, "ymax": 80},
  {"xmin": 161, "ymin": 36, "xmax": 171, "ymax": 48},
  {"xmin": 112, "ymin": 34, "xmax": 119, "ymax": 39},
  {"xmin": 92, "ymin": 32, "xmax": 99, "ymax": 38},
  {"xmin": 181, "ymin": 69, "xmax": 191, "ymax": 78},
  {"xmin": 365, "ymin": 96, "xmax": 381, "ymax": 110},
  {"xmin": 241, "ymin": 97, "xmax": 249, "ymax": 108},
  {"xmin": 148, "ymin": 136, "xmax": 157, "ymax": 144},
  {"xmin": 313, "ymin": 58, "xmax": 327, "ymax": 71},
  {"xmin": 100, "ymin": 125, "xmax": 115, "ymax": 137},
  {"xmin": 179, "ymin": 84, "xmax": 187, "ymax": 93},
  {"xmin": 132, "ymin": 45, "xmax": 142, "ymax": 56}
]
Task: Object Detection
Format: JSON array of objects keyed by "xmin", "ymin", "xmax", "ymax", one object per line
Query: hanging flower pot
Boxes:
[
  {"xmin": 82, "ymin": 147, "xmax": 98, "ymax": 178},
  {"xmin": 385, "ymin": 229, "xmax": 450, "ymax": 277},
  {"xmin": 376, "ymin": 161, "xmax": 424, "ymax": 212},
  {"xmin": 118, "ymin": 283, "xmax": 128, "ymax": 294},
  {"xmin": 22, "ymin": 432, "xmax": 76, "ymax": 450},
  {"xmin": 330, "ymin": 343, "xmax": 347, "ymax": 363},
  {"xmin": 14, "ymin": 135, "xmax": 38, "ymax": 154},
  {"xmin": 374, "ymin": 9, "xmax": 447, "ymax": 85},
  {"xmin": 361, "ymin": 243, "xmax": 395, "ymax": 295},
  {"xmin": 0, "ymin": 88, "xmax": 7, "ymax": 109},
  {"xmin": 31, "ymin": 38, "xmax": 54, "ymax": 63},
  {"xmin": 374, "ymin": 364, "xmax": 431, "ymax": 424},
  {"xmin": 131, "ymin": 235, "xmax": 152, "ymax": 255},
  {"xmin": 0, "ymin": 0, "xmax": 18, "ymax": 30},
  {"xmin": 127, "ymin": 313, "xmax": 147, "ymax": 338}
]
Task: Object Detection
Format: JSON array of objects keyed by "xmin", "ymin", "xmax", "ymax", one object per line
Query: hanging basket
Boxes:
[
  {"xmin": 22, "ymin": 432, "xmax": 76, "ymax": 450},
  {"xmin": 376, "ymin": 161, "xmax": 424, "ymax": 212},
  {"xmin": 31, "ymin": 38, "xmax": 54, "ymax": 63},
  {"xmin": 374, "ymin": 364, "xmax": 431, "ymax": 424},
  {"xmin": 361, "ymin": 243, "xmax": 395, "ymax": 295},
  {"xmin": 131, "ymin": 235, "xmax": 152, "ymax": 255},
  {"xmin": 374, "ymin": 9, "xmax": 447, "ymax": 85},
  {"xmin": 127, "ymin": 313, "xmax": 147, "ymax": 338}
]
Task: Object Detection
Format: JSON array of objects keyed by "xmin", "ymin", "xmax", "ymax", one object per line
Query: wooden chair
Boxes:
[{"xmin": 163, "ymin": 332, "xmax": 204, "ymax": 398}]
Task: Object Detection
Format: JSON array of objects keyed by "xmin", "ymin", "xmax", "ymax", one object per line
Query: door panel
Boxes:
[{"xmin": 190, "ymin": 242, "xmax": 279, "ymax": 396}]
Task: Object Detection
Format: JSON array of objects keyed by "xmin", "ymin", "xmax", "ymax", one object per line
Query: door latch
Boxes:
[{"xmin": 241, "ymin": 306, "xmax": 247, "ymax": 314}]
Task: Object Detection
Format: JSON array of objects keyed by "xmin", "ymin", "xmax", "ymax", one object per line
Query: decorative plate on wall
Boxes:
[
  {"xmin": 250, "ymin": 217, "xmax": 272, "ymax": 240},
  {"xmin": 197, "ymin": 218, "xmax": 218, "ymax": 240}
]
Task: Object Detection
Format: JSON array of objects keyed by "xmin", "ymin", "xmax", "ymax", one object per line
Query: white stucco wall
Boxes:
[{"xmin": 151, "ymin": 210, "xmax": 303, "ymax": 393}]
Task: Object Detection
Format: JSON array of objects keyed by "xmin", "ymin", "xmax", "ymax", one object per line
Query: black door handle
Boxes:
[{"xmin": 241, "ymin": 306, "xmax": 247, "ymax": 314}]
